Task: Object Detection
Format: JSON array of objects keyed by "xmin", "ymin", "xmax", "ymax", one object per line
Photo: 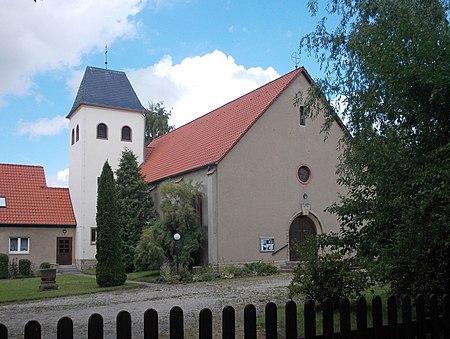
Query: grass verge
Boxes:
[{"xmin": 0, "ymin": 274, "xmax": 142, "ymax": 304}]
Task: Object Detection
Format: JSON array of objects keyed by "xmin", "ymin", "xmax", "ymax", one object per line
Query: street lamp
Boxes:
[{"xmin": 174, "ymin": 233, "xmax": 181, "ymax": 273}]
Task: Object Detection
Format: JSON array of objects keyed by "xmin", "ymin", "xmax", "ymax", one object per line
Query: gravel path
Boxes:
[{"xmin": 0, "ymin": 273, "xmax": 292, "ymax": 338}]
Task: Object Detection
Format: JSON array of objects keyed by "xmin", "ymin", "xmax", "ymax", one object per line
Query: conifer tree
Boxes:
[
  {"xmin": 116, "ymin": 149, "xmax": 156, "ymax": 272},
  {"xmin": 96, "ymin": 161, "xmax": 126, "ymax": 287}
]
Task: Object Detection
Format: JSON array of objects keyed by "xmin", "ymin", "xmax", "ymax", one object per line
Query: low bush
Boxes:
[
  {"xmin": 288, "ymin": 237, "xmax": 368, "ymax": 306},
  {"xmin": 0, "ymin": 253, "xmax": 8, "ymax": 279},
  {"xmin": 244, "ymin": 262, "xmax": 278, "ymax": 276},
  {"xmin": 19, "ymin": 259, "xmax": 32, "ymax": 277},
  {"xmin": 40, "ymin": 262, "xmax": 51, "ymax": 269},
  {"xmin": 9, "ymin": 258, "xmax": 19, "ymax": 278}
]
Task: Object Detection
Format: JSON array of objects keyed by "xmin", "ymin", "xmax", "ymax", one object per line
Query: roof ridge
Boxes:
[{"xmin": 148, "ymin": 67, "xmax": 305, "ymax": 146}]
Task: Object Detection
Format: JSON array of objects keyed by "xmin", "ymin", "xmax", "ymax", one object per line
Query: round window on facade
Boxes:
[{"xmin": 297, "ymin": 165, "xmax": 311, "ymax": 184}]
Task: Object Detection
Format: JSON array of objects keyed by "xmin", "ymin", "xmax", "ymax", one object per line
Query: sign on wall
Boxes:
[{"xmin": 260, "ymin": 237, "xmax": 275, "ymax": 252}]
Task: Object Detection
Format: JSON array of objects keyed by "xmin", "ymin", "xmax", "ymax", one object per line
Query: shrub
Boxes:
[
  {"xmin": 8, "ymin": 258, "xmax": 19, "ymax": 278},
  {"xmin": 19, "ymin": 259, "xmax": 32, "ymax": 277},
  {"xmin": 134, "ymin": 225, "xmax": 166, "ymax": 272},
  {"xmin": 0, "ymin": 253, "xmax": 8, "ymax": 279},
  {"xmin": 288, "ymin": 237, "xmax": 368, "ymax": 306},
  {"xmin": 245, "ymin": 262, "xmax": 278, "ymax": 276},
  {"xmin": 40, "ymin": 262, "xmax": 51, "ymax": 269}
]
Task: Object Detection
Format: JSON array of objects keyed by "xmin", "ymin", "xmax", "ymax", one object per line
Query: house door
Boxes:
[
  {"xmin": 56, "ymin": 237, "xmax": 72, "ymax": 265},
  {"xmin": 289, "ymin": 216, "xmax": 316, "ymax": 261}
]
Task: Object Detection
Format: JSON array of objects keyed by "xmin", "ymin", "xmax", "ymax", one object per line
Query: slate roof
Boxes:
[
  {"xmin": 0, "ymin": 164, "xmax": 76, "ymax": 226},
  {"xmin": 67, "ymin": 66, "xmax": 145, "ymax": 118},
  {"xmin": 141, "ymin": 67, "xmax": 309, "ymax": 183}
]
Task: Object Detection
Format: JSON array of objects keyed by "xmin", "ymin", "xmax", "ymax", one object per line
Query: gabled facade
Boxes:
[
  {"xmin": 67, "ymin": 66, "xmax": 146, "ymax": 268},
  {"xmin": 0, "ymin": 164, "xmax": 76, "ymax": 267},
  {"xmin": 141, "ymin": 68, "xmax": 346, "ymax": 266}
]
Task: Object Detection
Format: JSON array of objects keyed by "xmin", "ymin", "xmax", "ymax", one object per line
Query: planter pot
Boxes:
[{"xmin": 39, "ymin": 268, "xmax": 58, "ymax": 291}]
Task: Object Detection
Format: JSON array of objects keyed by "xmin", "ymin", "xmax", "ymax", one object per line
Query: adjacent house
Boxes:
[
  {"xmin": 0, "ymin": 164, "xmax": 76, "ymax": 267},
  {"xmin": 141, "ymin": 67, "xmax": 346, "ymax": 266}
]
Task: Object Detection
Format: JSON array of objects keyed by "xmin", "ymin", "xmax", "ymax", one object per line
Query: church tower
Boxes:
[{"xmin": 67, "ymin": 66, "xmax": 146, "ymax": 269}]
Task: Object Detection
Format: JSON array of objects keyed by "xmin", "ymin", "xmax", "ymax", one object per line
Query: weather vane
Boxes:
[
  {"xmin": 291, "ymin": 51, "xmax": 300, "ymax": 69},
  {"xmin": 105, "ymin": 45, "xmax": 108, "ymax": 71}
]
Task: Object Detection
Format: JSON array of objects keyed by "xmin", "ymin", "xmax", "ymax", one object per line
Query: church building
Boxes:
[{"xmin": 1, "ymin": 65, "xmax": 346, "ymax": 270}]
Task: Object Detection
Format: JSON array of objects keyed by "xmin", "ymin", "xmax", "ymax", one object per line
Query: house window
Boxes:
[
  {"xmin": 9, "ymin": 237, "xmax": 30, "ymax": 254},
  {"xmin": 90, "ymin": 227, "xmax": 97, "ymax": 245},
  {"xmin": 195, "ymin": 195, "xmax": 203, "ymax": 225},
  {"xmin": 0, "ymin": 196, "xmax": 6, "ymax": 208},
  {"xmin": 299, "ymin": 106, "xmax": 306, "ymax": 126},
  {"xmin": 121, "ymin": 126, "xmax": 132, "ymax": 141},
  {"xmin": 71, "ymin": 129, "xmax": 75, "ymax": 145},
  {"xmin": 97, "ymin": 123, "xmax": 108, "ymax": 139},
  {"xmin": 76, "ymin": 125, "xmax": 80, "ymax": 142}
]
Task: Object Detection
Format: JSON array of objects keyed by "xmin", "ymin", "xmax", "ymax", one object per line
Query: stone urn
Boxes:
[{"xmin": 39, "ymin": 268, "xmax": 58, "ymax": 291}]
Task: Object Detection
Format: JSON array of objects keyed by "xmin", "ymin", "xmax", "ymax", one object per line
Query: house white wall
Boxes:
[{"xmin": 69, "ymin": 105, "xmax": 145, "ymax": 268}]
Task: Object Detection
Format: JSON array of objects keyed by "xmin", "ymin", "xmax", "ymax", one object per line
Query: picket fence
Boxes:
[{"xmin": 0, "ymin": 294, "xmax": 449, "ymax": 338}]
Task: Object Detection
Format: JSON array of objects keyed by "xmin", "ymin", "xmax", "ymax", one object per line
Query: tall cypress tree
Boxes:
[
  {"xmin": 96, "ymin": 161, "xmax": 126, "ymax": 287},
  {"xmin": 116, "ymin": 149, "xmax": 156, "ymax": 272}
]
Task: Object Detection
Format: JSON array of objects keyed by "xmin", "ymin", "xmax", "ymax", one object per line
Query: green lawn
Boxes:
[{"xmin": 0, "ymin": 274, "xmax": 142, "ymax": 304}]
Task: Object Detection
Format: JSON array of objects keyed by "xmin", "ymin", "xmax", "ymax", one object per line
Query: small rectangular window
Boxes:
[
  {"xmin": 91, "ymin": 227, "xmax": 97, "ymax": 245},
  {"xmin": 0, "ymin": 196, "xmax": 6, "ymax": 208},
  {"xmin": 9, "ymin": 237, "xmax": 30, "ymax": 254},
  {"xmin": 299, "ymin": 106, "xmax": 306, "ymax": 126}
]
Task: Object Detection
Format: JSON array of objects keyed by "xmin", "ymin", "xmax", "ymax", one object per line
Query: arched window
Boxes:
[
  {"xmin": 121, "ymin": 126, "xmax": 132, "ymax": 141},
  {"xmin": 76, "ymin": 125, "xmax": 80, "ymax": 142},
  {"xmin": 97, "ymin": 123, "xmax": 108, "ymax": 139},
  {"xmin": 71, "ymin": 129, "xmax": 75, "ymax": 145}
]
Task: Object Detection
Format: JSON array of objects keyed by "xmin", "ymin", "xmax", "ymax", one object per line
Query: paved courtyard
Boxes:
[{"xmin": 0, "ymin": 273, "xmax": 292, "ymax": 338}]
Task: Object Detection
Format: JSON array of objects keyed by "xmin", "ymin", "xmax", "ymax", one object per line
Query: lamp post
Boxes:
[{"xmin": 174, "ymin": 233, "xmax": 181, "ymax": 273}]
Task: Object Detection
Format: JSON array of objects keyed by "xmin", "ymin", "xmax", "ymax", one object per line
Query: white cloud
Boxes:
[
  {"xmin": 128, "ymin": 50, "xmax": 279, "ymax": 127},
  {"xmin": 17, "ymin": 115, "xmax": 69, "ymax": 138},
  {"xmin": 0, "ymin": 0, "xmax": 146, "ymax": 105},
  {"xmin": 47, "ymin": 168, "xmax": 69, "ymax": 187}
]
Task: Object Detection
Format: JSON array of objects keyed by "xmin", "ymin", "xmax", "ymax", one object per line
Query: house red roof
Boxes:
[
  {"xmin": 141, "ymin": 67, "xmax": 309, "ymax": 183},
  {"xmin": 0, "ymin": 164, "xmax": 76, "ymax": 226}
]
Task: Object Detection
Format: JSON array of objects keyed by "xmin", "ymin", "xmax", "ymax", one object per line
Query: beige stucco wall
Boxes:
[
  {"xmin": 215, "ymin": 74, "xmax": 345, "ymax": 265},
  {"xmin": 0, "ymin": 227, "xmax": 76, "ymax": 271}
]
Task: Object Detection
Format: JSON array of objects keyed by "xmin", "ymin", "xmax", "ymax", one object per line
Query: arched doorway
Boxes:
[{"xmin": 289, "ymin": 216, "xmax": 316, "ymax": 261}]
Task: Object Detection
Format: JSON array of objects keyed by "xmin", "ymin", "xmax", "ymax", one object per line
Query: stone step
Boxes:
[{"xmin": 57, "ymin": 265, "xmax": 79, "ymax": 274}]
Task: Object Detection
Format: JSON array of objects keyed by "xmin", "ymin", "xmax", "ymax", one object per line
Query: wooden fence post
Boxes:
[
  {"xmin": 170, "ymin": 306, "xmax": 184, "ymax": 339},
  {"xmin": 416, "ymin": 295, "xmax": 426, "ymax": 339},
  {"xmin": 244, "ymin": 304, "xmax": 256, "ymax": 339},
  {"xmin": 285, "ymin": 300, "xmax": 297, "ymax": 339},
  {"xmin": 24, "ymin": 320, "xmax": 40, "ymax": 339},
  {"xmin": 117, "ymin": 310, "xmax": 132, "ymax": 339},
  {"xmin": 387, "ymin": 295, "xmax": 398, "ymax": 338},
  {"xmin": 443, "ymin": 294, "xmax": 450, "ymax": 339},
  {"xmin": 265, "ymin": 302, "xmax": 277, "ymax": 339},
  {"xmin": 199, "ymin": 308, "xmax": 212, "ymax": 339},
  {"xmin": 429, "ymin": 295, "xmax": 439, "ymax": 339},
  {"xmin": 88, "ymin": 313, "xmax": 103, "ymax": 339},
  {"xmin": 322, "ymin": 298, "xmax": 334, "ymax": 339},
  {"xmin": 401, "ymin": 295, "xmax": 413, "ymax": 339},
  {"xmin": 144, "ymin": 308, "xmax": 158, "ymax": 339},
  {"xmin": 372, "ymin": 295, "xmax": 383, "ymax": 338},
  {"xmin": 304, "ymin": 299, "xmax": 315, "ymax": 339},
  {"xmin": 57, "ymin": 316, "xmax": 73, "ymax": 339},
  {"xmin": 356, "ymin": 296, "xmax": 368, "ymax": 338},
  {"xmin": 0, "ymin": 323, "xmax": 7, "ymax": 339},
  {"xmin": 222, "ymin": 306, "xmax": 235, "ymax": 339},
  {"xmin": 339, "ymin": 298, "xmax": 351, "ymax": 338}
]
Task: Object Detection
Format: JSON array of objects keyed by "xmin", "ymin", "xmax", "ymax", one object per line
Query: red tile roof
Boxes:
[
  {"xmin": 141, "ymin": 67, "xmax": 309, "ymax": 183},
  {"xmin": 0, "ymin": 164, "xmax": 76, "ymax": 226}
]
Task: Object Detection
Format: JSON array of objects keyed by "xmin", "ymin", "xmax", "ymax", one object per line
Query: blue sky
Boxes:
[{"xmin": 0, "ymin": 0, "xmax": 334, "ymax": 186}]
